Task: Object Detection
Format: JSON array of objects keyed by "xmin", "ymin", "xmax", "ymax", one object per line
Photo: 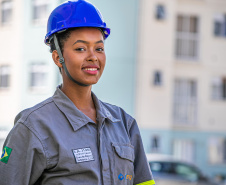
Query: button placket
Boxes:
[{"xmin": 98, "ymin": 121, "xmax": 111, "ymax": 185}]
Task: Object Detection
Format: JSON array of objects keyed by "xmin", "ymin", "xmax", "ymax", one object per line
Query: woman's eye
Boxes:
[
  {"xmin": 75, "ymin": 48, "xmax": 85, "ymax": 51},
  {"xmin": 96, "ymin": 47, "xmax": 104, "ymax": 52}
]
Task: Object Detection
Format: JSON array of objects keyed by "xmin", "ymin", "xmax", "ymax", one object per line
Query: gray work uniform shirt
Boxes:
[{"xmin": 0, "ymin": 87, "xmax": 154, "ymax": 185}]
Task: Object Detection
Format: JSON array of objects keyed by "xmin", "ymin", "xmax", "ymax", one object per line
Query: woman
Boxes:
[{"xmin": 0, "ymin": 0, "xmax": 155, "ymax": 184}]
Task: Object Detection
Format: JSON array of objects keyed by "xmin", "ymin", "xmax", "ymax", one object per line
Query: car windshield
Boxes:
[{"xmin": 150, "ymin": 161, "xmax": 203, "ymax": 182}]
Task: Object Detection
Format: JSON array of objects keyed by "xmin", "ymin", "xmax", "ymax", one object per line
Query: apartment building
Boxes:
[
  {"xmin": 0, "ymin": 0, "xmax": 139, "ymax": 149},
  {"xmin": 136, "ymin": 0, "xmax": 226, "ymax": 178}
]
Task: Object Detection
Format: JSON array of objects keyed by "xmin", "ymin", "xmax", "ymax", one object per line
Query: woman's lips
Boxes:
[{"xmin": 82, "ymin": 67, "xmax": 99, "ymax": 75}]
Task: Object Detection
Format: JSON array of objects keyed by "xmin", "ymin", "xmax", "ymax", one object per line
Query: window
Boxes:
[
  {"xmin": 155, "ymin": 4, "xmax": 166, "ymax": 20},
  {"xmin": 211, "ymin": 77, "xmax": 226, "ymax": 100},
  {"xmin": 151, "ymin": 135, "xmax": 161, "ymax": 153},
  {"xmin": 174, "ymin": 163, "xmax": 200, "ymax": 182},
  {"xmin": 149, "ymin": 161, "xmax": 202, "ymax": 182},
  {"xmin": 153, "ymin": 71, "xmax": 162, "ymax": 86},
  {"xmin": 149, "ymin": 162, "xmax": 173, "ymax": 173},
  {"xmin": 173, "ymin": 139, "xmax": 195, "ymax": 163},
  {"xmin": 175, "ymin": 15, "xmax": 199, "ymax": 60},
  {"xmin": 208, "ymin": 137, "xmax": 226, "ymax": 164},
  {"xmin": 1, "ymin": 0, "xmax": 13, "ymax": 25},
  {"xmin": 214, "ymin": 14, "xmax": 226, "ymax": 37},
  {"xmin": 30, "ymin": 63, "xmax": 48, "ymax": 90},
  {"xmin": 0, "ymin": 65, "xmax": 10, "ymax": 89},
  {"xmin": 32, "ymin": 0, "xmax": 49, "ymax": 23},
  {"xmin": 173, "ymin": 79, "xmax": 198, "ymax": 125}
]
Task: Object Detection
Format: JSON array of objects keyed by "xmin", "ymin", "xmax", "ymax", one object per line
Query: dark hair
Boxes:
[
  {"xmin": 49, "ymin": 28, "xmax": 75, "ymax": 53},
  {"xmin": 49, "ymin": 29, "xmax": 77, "ymax": 73}
]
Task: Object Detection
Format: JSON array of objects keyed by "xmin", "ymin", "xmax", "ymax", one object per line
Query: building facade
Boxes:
[{"xmin": 136, "ymin": 0, "xmax": 226, "ymax": 179}]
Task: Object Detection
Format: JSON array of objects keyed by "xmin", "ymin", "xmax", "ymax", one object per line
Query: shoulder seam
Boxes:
[{"xmin": 22, "ymin": 99, "xmax": 54, "ymax": 124}]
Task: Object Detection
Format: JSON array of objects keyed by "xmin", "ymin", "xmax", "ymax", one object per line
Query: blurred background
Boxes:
[{"xmin": 0, "ymin": 0, "xmax": 225, "ymax": 184}]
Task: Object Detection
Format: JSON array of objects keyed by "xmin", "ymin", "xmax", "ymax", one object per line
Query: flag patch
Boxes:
[{"xmin": 0, "ymin": 146, "xmax": 12, "ymax": 164}]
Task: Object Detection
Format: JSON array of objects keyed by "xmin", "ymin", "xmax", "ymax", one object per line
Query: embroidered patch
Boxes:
[
  {"xmin": 72, "ymin": 147, "xmax": 94, "ymax": 163},
  {"xmin": 0, "ymin": 146, "xmax": 12, "ymax": 164}
]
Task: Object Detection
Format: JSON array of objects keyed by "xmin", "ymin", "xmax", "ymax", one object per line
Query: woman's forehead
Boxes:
[{"xmin": 69, "ymin": 27, "xmax": 104, "ymax": 41}]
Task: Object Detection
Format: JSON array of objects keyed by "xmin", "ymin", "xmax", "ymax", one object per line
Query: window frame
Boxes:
[
  {"xmin": 173, "ymin": 78, "xmax": 198, "ymax": 126},
  {"xmin": 211, "ymin": 77, "xmax": 226, "ymax": 101},
  {"xmin": 173, "ymin": 139, "xmax": 195, "ymax": 163},
  {"xmin": 1, "ymin": 0, "xmax": 13, "ymax": 26},
  {"xmin": 32, "ymin": 0, "xmax": 49, "ymax": 24},
  {"xmin": 175, "ymin": 14, "xmax": 200, "ymax": 61},
  {"xmin": 213, "ymin": 13, "xmax": 226, "ymax": 37},
  {"xmin": 208, "ymin": 137, "xmax": 226, "ymax": 164},
  {"xmin": 155, "ymin": 4, "xmax": 166, "ymax": 20},
  {"xmin": 29, "ymin": 63, "xmax": 49, "ymax": 92},
  {"xmin": 150, "ymin": 135, "xmax": 161, "ymax": 153},
  {"xmin": 153, "ymin": 70, "xmax": 163, "ymax": 86},
  {"xmin": 0, "ymin": 64, "xmax": 11, "ymax": 90}
]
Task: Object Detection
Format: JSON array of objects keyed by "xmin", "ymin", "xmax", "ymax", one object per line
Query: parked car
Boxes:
[{"xmin": 147, "ymin": 153, "xmax": 218, "ymax": 185}]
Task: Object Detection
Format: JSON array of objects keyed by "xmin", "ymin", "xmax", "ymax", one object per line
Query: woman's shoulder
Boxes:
[{"xmin": 14, "ymin": 97, "xmax": 54, "ymax": 125}]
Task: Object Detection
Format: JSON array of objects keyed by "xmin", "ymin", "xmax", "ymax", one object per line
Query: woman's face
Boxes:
[{"xmin": 61, "ymin": 27, "xmax": 106, "ymax": 86}]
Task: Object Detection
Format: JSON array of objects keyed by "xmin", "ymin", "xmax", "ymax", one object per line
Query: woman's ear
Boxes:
[{"xmin": 52, "ymin": 50, "xmax": 63, "ymax": 68}]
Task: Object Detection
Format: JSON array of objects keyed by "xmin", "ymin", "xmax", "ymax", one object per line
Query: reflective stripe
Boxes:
[{"xmin": 136, "ymin": 179, "xmax": 155, "ymax": 185}]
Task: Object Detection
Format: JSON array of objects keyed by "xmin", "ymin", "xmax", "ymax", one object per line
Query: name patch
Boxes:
[{"xmin": 72, "ymin": 147, "xmax": 94, "ymax": 163}]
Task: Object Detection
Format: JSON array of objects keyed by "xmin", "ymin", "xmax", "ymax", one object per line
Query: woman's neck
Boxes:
[
  {"xmin": 61, "ymin": 83, "xmax": 93, "ymax": 109},
  {"xmin": 60, "ymin": 83, "xmax": 97, "ymax": 123}
]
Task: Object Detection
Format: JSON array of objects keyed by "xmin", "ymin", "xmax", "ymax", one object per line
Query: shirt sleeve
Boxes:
[
  {"xmin": 129, "ymin": 119, "xmax": 156, "ymax": 185},
  {"xmin": 0, "ymin": 122, "xmax": 47, "ymax": 185}
]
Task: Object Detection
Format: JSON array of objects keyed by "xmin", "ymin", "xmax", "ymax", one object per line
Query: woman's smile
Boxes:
[{"xmin": 82, "ymin": 65, "xmax": 100, "ymax": 75}]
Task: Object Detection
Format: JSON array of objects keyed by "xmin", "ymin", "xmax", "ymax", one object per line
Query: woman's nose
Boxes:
[{"xmin": 86, "ymin": 50, "xmax": 98, "ymax": 62}]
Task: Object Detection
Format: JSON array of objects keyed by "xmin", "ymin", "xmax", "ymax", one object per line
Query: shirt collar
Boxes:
[
  {"xmin": 52, "ymin": 86, "xmax": 120, "ymax": 132},
  {"xmin": 91, "ymin": 92, "xmax": 120, "ymax": 123}
]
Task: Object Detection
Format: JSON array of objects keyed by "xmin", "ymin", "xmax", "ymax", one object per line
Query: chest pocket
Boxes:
[
  {"xmin": 112, "ymin": 143, "xmax": 134, "ymax": 184},
  {"xmin": 112, "ymin": 143, "xmax": 134, "ymax": 162}
]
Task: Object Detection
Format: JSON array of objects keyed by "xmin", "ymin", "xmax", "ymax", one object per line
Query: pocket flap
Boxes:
[{"xmin": 112, "ymin": 143, "xmax": 135, "ymax": 162}]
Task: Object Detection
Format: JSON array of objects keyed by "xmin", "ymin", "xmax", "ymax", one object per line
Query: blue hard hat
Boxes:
[{"xmin": 44, "ymin": 0, "xmax": 110, "ymax": 45}]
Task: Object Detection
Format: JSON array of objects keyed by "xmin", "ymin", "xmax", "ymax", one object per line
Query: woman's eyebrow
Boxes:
[
  {"xmin": 73, "ymin": 40, "xmax": 88, "ymax": 45},
  {"xmin": 73, "ymin": 40, "xmax": 104, "ymax": 45},
  {"xmin": 95, "ymin": 40, "xmax": 104, "ymax": 44}
]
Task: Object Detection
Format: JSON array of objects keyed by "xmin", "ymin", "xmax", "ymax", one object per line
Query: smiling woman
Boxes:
[
  {"xmin": 52, "ymin": 28, "xmax": 106, "ymax": 88},
  {"xmin": 0, "ymin": 0, "xmax": 155, "ymax": 185}
]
